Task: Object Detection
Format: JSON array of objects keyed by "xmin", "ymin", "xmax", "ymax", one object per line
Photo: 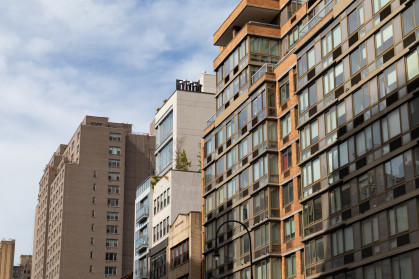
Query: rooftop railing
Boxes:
[
  {"xmin": 299, "ymin": 0, "xmax": 334, "ymax": 39},
  {"xmin": 206, "ymin": 113, "xmax": 216, "ymax": 127}
]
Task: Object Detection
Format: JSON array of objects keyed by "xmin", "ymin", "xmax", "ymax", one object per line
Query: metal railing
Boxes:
[
  {"xmin": 135, "ymin": 236, "xmax": 148, "ymax": 250},
  {"xmin": 136, "ymin": 206, "xmax": 149, "ymax": 222},
  {"xmin": 299, "ymin": 0, "xmax": 334, "ymax": 39},
  {"xmin": 206, "ymin": 113, "xmax": 216, "ymax": 128},
  {"xmin": 251, "ymin": 63, "xmax": 275, "ymax": 85}
]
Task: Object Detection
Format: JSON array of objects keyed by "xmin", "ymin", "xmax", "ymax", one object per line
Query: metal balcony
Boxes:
[
  {"xmin": 136, "ymin": 206, "xmax": 149, "ymax": 223},
  {"xmin": 135, "ymin": 236, "xmax": 149, "ymax": 251}
]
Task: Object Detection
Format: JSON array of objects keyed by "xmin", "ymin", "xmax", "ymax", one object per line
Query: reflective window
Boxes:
[{"xmin": 375, "ymin": 21, "xmax": 393, "ymax": 56}]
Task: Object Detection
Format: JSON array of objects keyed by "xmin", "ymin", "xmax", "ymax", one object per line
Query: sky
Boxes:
[{"xmin": 0, "ymin": 0, "xmax": 240, "ymax": 264}]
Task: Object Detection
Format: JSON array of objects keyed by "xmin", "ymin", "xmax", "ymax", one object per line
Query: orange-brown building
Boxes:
[
  {"xmin": 203, "ymin": 0, "xmax": 419, "ymax": 278},
  {"xmin": 32, "ymin": 116, "xmax": 155, "ymax": 279}
]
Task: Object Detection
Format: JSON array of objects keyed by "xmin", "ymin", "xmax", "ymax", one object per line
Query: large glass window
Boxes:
[
  {"xmin": 216, "ymin": 156, "xmax": 224, "ymax": 177},
  {"xmin": 302, "ymin": 158, "xmax": 320, "ymax": 188},
  {"xmin": 350, "ymin": 43, "xmax": 367, "ymax": 75},
  {"xmin": 362, "ymin": 215, "xmax": 379, "ymax": 245},
  {"xmin": 298, "ymin": 48, "xmax": 315, "ymax": 77},
  {"xmin": 332, "ymin": 226, "xmax": 354, "ymax": 256},
  {"xmin": 282, "ymin": 147, "xmax": 292, "ymax": 171},
  {"xmin": 364, "ymin": 262, "xmax": 382, "ymax": 279},
  {"xmin": 384, "ymin": 155, "xmax": 404, "ymax": 188},
  {"xmin": 289, "ymin": 23, "xmax": 302, "ymax": 48},
  {"xmin": 375, "ymin": 21, "xmax": 393, "ymax": 56},
  {"xmin": 330, "ymin": 183, "xmax": 351, "ymax": 214},
  {"xmin": 392, "ymin": 253, "xmax": 413, "ymax": 279},
  {"xmin": 327, "ymin": 141, "xmax": 348, "ymax": 173},
  {"xmin": 157, "ymin": 141, "xmax": 173, "ymax": 174},
  {"xmin": 300, "ymin": 120, "xmax": 319, "ymax": 150},
  {"xmin": 355, "ymin": 127, "xmax": 373, "ymax": 157},
  {"xmin": 253, "ymin": 156, "xmax": 268, "ymax": 182},
  {"xmin": 299, "ymin": 83, "xmax": 317, "ymax": 113},
  {"xmin": 157, "ymin": 111, "xmax": 173, "ymax": 146},
  {"xmin": 305, "ymin": 238, "xmax": 324, "ymax": 266},
  {"xmin": 254, "ymin": 189, "xmax": 269, "ymax": 215},
  {"xmin": 303, "ymin": 197, "xmax": 322, "ymax": 226},
  {"xmin": 406, "ymin": 48, "xmax": 419, "ymax": 81},
  {"xmin": 373, "ymin": 0, "xmax": 391, "ymax": 14},
  {"xmin": 348, "ymin": 3, "xmax": 364, "ymax": 35},
  {"xmin": 323, "ymin": 62, "xmax": 343, "ymax": 95},
  {"xmin": 381, "ymin": 109, "xmax": 401, "ymax": 142},
  {"xmin": 378, "ymin": 64, "xmax": 397, "ymax": 98},
  {"xmin": 280, "ymin": 81, "xmax": 290, "ymax": 104},
  {"xmin": 252, "ymin": 91, "xmax": 265, "ymax": 117},
  {"xmin": 322, "ymin": 25, "xmax": 341, "ymax": 57},
  {"xmin": 253, "ymin": 122, "xmax": 267, "ymax": 149},
  {"xmin": 254, "ymin": 223, "xmax": 269, "ymax": 249},
  {"xmin": 353, "ymin": 83, "xmax": 370, "ymax": 116},
  {"xmin": 358, "ymin": 170, "xmax": 376, "ymax": 200},
  {"xmin": 286, "ymin": 254, "xmax": 296, "ymax": 279},
  {"xmin": 388, "ymin": 203, "xmax": 408, "ymax": 235}
]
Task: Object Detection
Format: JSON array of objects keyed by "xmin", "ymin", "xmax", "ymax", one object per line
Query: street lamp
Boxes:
[{"xmin": 212, "ymin": 220, "xmax": 253, "ymax": 279}]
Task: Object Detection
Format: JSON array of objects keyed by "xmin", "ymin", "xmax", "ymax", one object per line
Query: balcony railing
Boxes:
[
  {"xmin": 135, "ymin": 236, "xmax": 148, "ymax": 251},
  {"xmin": 251, "ymin": 63, "xmax": 275, "ymax": 85},
  {"xmin": 299, "ymin": 0, "xmax": 334, "ymax": 39},
  {"xmin": 206, "ymin": 113, "xmax": 216, "ymax": 128},
  {"xmin": 136, "ymin": 206, "xmax": 149, "ymax": 223},
  {"xmin": 135, "ymin": 267, "xmax": 148, "ymax": 279}
]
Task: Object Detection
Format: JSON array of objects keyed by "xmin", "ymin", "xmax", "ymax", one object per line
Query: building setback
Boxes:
[
  {"xmin": 31, "ymin": 116, "xmax": 155, "ymax": 279},
  {"xmin": 0, "ymin": 240, "xmax": 15, "ymax": 279},
  {"xmin": 202, "ymin": 0, "xmax": 419, "ymax": 278}
]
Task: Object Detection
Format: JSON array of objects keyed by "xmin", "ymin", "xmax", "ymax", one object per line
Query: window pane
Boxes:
[
  {"xmin": 406, "ymin": 50, "xmax": 419, "ymax": 81},
  {"xmin": 402, "ymin": 6, "xmax": 415, "ymax": 36}
]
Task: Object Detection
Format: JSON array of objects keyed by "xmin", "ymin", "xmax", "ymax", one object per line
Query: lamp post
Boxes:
[{"xmin": 212, "ymin": 220, "xmax": 253, "ymax": 279}]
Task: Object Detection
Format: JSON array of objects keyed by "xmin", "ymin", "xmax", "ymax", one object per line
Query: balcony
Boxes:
[
  {"xmin": 251, "ymin": 63, "xmax": 275, "ymax": 85},
  {"xmin": 136, "ymin": 206, "xmax": 149, "ymax": 223},
  {"xmin": 135, "ymin": 236, "xmax": 148, "ymax": 251},
  {"xmin": 214, "ymin": 0, "xmax": 280, "ymax": 46},
  {"xmin": 299, "ymin": 0, "xmax": 334, "ymax": 39},
  {"xmin": 206, "ymin": 113, "xmax": 216, "ymax": 128}
]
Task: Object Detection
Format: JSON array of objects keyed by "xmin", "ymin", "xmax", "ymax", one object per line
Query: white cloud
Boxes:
[{"xmin": 0, "ymin": 0, "xmax": 240, "ymax": 263}]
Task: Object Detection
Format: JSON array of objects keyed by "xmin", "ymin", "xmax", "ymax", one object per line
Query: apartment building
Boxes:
[
  {"xmin": 149, "ymin": 74, "xmax": 216, "ymax": 279},
  {"xmin": 134, "ymin": 178, "xmax": 151, "ymax": 279},
  {"xmin": 0, "ymin": 240, "xmax": 15, "ymax": 279},
  {"xmin": 12, "ymin": 255, "xmax": 32, "ymax": 279},
  {"xmin": 167, "ymin": 212, "xmax": 202, "ymax": 279},
  {"xmin": 31, "ymin": 116, "xmax": 155, "ymax": 279},
  {"xmin": 202, "ymin": 0, "xmax": 419, "ymax": 279}
]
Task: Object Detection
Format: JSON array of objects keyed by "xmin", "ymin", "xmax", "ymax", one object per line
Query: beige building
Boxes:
[
  {"xmin": 12, "ymin": 255, "xmax": 31, "ymax": 279},
  {"xmin": 167, "ymin": 212, "xmax": 201, "ymax": 279},
  {"xmin": 0, "ymin": 240, "xmax": 15, "ymax": 279},
  {"xmin": 32, "ymin": 116, "xmax": 155, "ymax": 279}
]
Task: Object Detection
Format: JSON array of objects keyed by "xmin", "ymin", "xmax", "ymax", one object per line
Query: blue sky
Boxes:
[{"xmin": 0, "ymin": 0, "xmax": 240, "ymax": 264}]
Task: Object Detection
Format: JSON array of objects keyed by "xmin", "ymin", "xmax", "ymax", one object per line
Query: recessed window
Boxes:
[
  {"xmin": 105, "ymin": 267, "xmax": 117, "ymax": 275},
  {"xmin": 106, "ymin": 225, "xmax": 118, "ymax": 234},
  {"xmin": 283, "ymin": 182, "xmax": 294, "ymax": 206},
  {"xmin": 281, "ymin": 113, "xmax": 291, "ymax": 138},
  {"xmin": 106, "ymin": 253, "xmax": 117, "ymax": 261},
  {"xmin": 282, "ymin": 147, "xmax": 292, "ymax": 171},
  {"xmin": 109, "ymin": 147, "xmax": 121, "ymax": 155},
  {"xmin": 286, "ymin": 254, "xmax": 296, "ymax": 279},
  {"xmin": 108, "ymin": 172, "xmax": 120, "ymax": 181},
  {"xmin": 284, "ymin": 216, "xmax": 295, "ymax": 241},
  {"xmin": 280, "ymin": 81, "xmax": 290, "ymax": 104},
  {"xmin": 107, "ymin": 212, "xmax": 118, "ymax": 220},
  {"xmin": 107, "ymin": 199, "xmax": 119, "ymax": 207},
  {"xmin": 109, "ymin": 133, "xmax": 121, "ymax": 142},
  {"xmin": 108, "ymin": 185, "xmax": 119, "ymax": 194},
  {"xmin": 108, "ymin": 159, "xmax": 120, "ymax": 168}
]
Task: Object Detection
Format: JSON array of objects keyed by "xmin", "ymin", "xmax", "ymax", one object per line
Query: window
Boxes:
[
  {"xmin": 373, "ymin": 0, "xmax": 391, "ymax": 14},
  {"xmin": 410, "ymin": 97, "xmax": 419, "ymax": 127},
  {"xmin": 107, "ymin": 212, "xmax": 118, "ymax": 220},
  {"xmin": 348, "ymin": 3, "xmax": 364, "ymax": 35},
  {"xmin": 108, "ymin": 199, "xmax": 119, "ymax": 208},
  {"xmin": 330, "ymin": 184, "xmax": 350, "ymax": 214},
  {"xmin": 109, "ymin": 133, "xmax": 121, "ymax": 141},
  {"xmin": 285, "ymin": 217, "xmax": 295, "ymax": 241},
  {"xmin": 240, "ymin": 234, "xmax": 250, "ymax": 255},
  {"xmin": 205, "ymin": 138, "xmax": 212, "ymax": 157},
  {"xmin": 238, "ymin": 108, "xmax": 247, "ymax": 128},
  {"xmin": 106, "ymin": 253, "xmax": 117, "ymax": 261},
  {"xmin": 216, "ymin": 129, "xmax": 224, "ymax": 148},
  {"xmin": 254, "ymin": 223, "xmax": 269, "ymax": 249},
  {"xmin": 108, "ymin": 159, "xmax": 120, "ymax": 168},
  {"xmin": 238, "ymin": 138, "xmax": 248, "ymax": 160},
  {"xmin": 378, "ymin": 64, "xmax": 397, "ymax": 98},
  {"xmin": 375, "ymin": 21, "xmax": 393, "ymax": 56},
  {"xmin": 289, "ymin": 23, "xmax": 302, "ymax": 48},
  {"xmin": 358, "ymin": 170, "xmax": 376, "ymax": 200},
  {"xmin": 280, "ymin": 81, "xmax": 290, "ymax": 104},
  {"xmin": 322, "ymin": 24, "xmax": 341, "ymax": 57},
  {"xmin": 388, "ymin": 203, "xmax": 408, "ymax": 235},
  {"xmin": 240, "ymin": 201, "xmax": 249, "ymax": 222},
  {"xmin": 381, "ymin": 109, "xmax": 401, "ymax": 142},
  {"xmin": 109, "ymin": 147, "xmax": 121, "ymax": 155},
  {"xmin": 305, "ymin": 238, "xmax": 324, "ymax": 266},
  {"xmin": 384, "ymin": 155, "xmax": 404, "ymax": 188},
  {"xmin": 106, "ymin": 239, "xmax": 118, "ymax": 248},
  {"xmin": 364, "ymin": 262, "xmax": 382, "ymax": 279},
  {"xmin": 298, "ymin": 48, "xmax": 315, "ymax": 78},
  {"xmin": 286, "ymin": 254, "xmax": 296, "ymax": 279},
  {"xmin": 108, "ymin": 172, "xmax": 120, "ymax": 181},
  {"xmin": 167, "ymin": 188, "xmax": 170, "ymax": 204},
  {"xmin": 300, "ymin": 120, "xmax": 318, "ymax": 151},
  {"xmin": 281, "ymin": 113, "xmax": 291, "ymax": 138},
  {"xmin": 303, "ymin": 197, "xmax": 322, "ymax": 227},
  {"xmin": 391, "ymin": 253, "xmax": 413, "ymax": 279},
  {"xmin": 157, "ymin": 140, "xmax": 173, "ymax": 174},
  {"xmin": 353, "ymin": 84, "xmax": 370, "ymax": 116},
  {"xmin": 216, "ymin": 156, "xmax": 224, "ymax": 177},
  {"xmin": 226, "ymin": 148, "xmax": 236, "ymax": 169},
  {"xmin": 156, "ymin": 111, "xmax": 173, "ymax": 146},
  {"xmin": 327, "ymin": 141, "xmax": 348, "ymax": 173},
  {"xmin": 283, "ymin": 182, "xmax": 294, "ymax": 206},
  {"xmin": 239, "ymin": 168, "xmax": 249, "ymax": 189},
  {"xmin": 282, "ymin": 147, "xmax": 292, "ymax": 171},
  {"xmin": 350, "ymin": 43, "xmax": 367, "ymax": 75},
  {"xmin": 107, "ymin": 225, "xmax": 118, "ymax": 234},
  {"xmin": 170, "ymin": 239, "xmax": 189, "ymax": 268},
  {"xmin": 302, "ymin": 158, "xmax": 320, "ymax": 188},
  {"xmin": 254, "ymin": 189, "xmax": 269, "ymax": 215},
  {"xmin": 406, "ymin": 48, "xmax": 419, "ymax": 81},
  {"xmin": 105, "ymin": 266, "xmax": 117, "ymax": 275},
  {"xmin": 252, "ymin": 91, "xmax": 265, "ymax": 117},
  {"xmin": 332, "ymin": 226, "xmax": 354, "ymax": 256},
  {"xmin": 253, "ymin": 122, "xmax": 267, "ymax": 149},
  {"xmin": 362, "ymin": 215, "xmax": 379, "ymax": 245},
  {"xmin": 299, "ymin": 83, "xmax": 316, "ymax": 113},
  {"xmin": 108, "ymin": 186, "xmax": 120, "ymax": 195},
  {"xmin": 253, "ymin": 155, "xmax": 268, "ymax": 182},
  {"xmin": 226, "ymin": 119, "xmax": 235, "ymax": 139},
  {"xmin": 323, "ymin": 62, "xmax": 343, "ymax": 95}
]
